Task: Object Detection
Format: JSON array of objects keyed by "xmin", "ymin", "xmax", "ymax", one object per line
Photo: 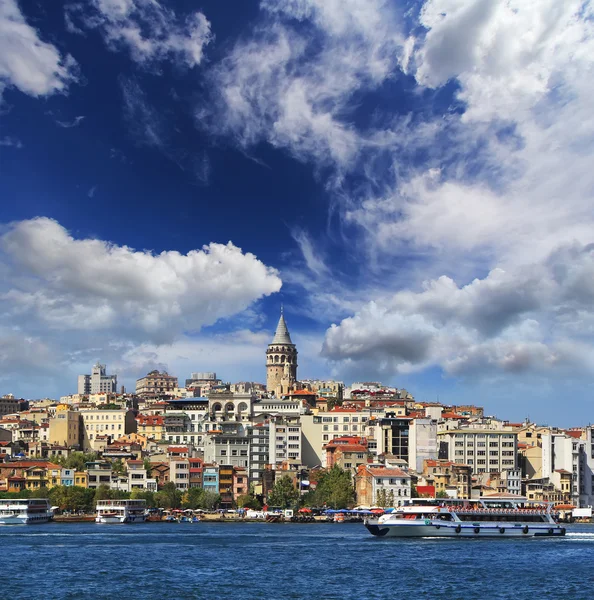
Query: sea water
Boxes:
[{"xmin": 3, "ymin": 522, "xmax": 594, "ymax": 599}]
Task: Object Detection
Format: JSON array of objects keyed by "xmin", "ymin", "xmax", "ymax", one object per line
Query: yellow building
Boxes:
[
  {"xmin": 80, "ymin": 408, "xmax": 137, "ymax": 451},
  {"xmin": 49, "ymin": 406, "xmax": 81, "ymax": 448},
  {"xmin": 24, "ymin": 463, "xmax": 62, "ymax": 490},
  {"xmin": 74, "ymin": 471, "xmax": 88, "ymax": 487},
  {"xmin": 136, "ymin": 415, "xmax": 166, "ymax": 441}
]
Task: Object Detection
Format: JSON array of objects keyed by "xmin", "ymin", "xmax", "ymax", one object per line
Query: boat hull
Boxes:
[
  {"xmin": 0, "ymin": 514, "xmax": 52, "ymax": 525},
  {"xmin": 365, "ymin": 521, "xmax": 566, "ymax": 538},
  {"xmin": 96, "ymin": 514, "xmax": 146, "ymax": 524}
]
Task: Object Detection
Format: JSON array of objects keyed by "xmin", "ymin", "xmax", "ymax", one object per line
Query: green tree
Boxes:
[
  {"xmin": 143, "ymin": 458, "xmax": 153, "ymax": 477},
  {"xmin": 29, "ymin": 487, "xmax": 50, "ymax": 499},
  {"xmin": 182, "ymin": 487, "xmax": 205, "ymax": 509},
  {"xmin": 199, "ymin": 491, "xmax": 221, "ymax": 510},
  {"xmin": 236, "ymin": 494, "xmax": 262, "ymax": 509},
  {"xmin": 436, "ymin": 490, "xmax": 448, "ymax": 498},
  {"xmin": 375, "ymin": 488, "xmax": 387, "ymax": 507},
  {"xmin": 155, "ymin": 482, "xmax": 182, "ymax": 509},
  {"xmin": 49, "ymin": 486, "xmax": 95, "ymax": 512},
  {"xmin": 267, "ymin": 475, "xmax": 299, "ymax": 509},
  {"xmin": 111, "ymin": 459, "xmax": 126, "ymax": 476},
  {"xmin": 314, "ymin": 466, "xmax": 355, "ymax": 509},
  {"xmin": 130, "ymin": 489, "xmax": 157, "ymax": 508},
  {"xmin": 55, "ymin": 452, "xmax": 98, "ymax": 471}
]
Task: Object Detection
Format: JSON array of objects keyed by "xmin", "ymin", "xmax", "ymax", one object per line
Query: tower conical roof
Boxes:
[{"xmin": 271, "ymin": 311, "xmax": 293, "ymax": 345}]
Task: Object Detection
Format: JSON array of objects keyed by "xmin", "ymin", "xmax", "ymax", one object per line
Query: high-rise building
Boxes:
[
  {"xmin": 266, "ymin": 309, "xmax": 297, "ymax": 397},
  {"xmin": 77, "ymin": 363, "xmax": 117, "ymax": 395}
]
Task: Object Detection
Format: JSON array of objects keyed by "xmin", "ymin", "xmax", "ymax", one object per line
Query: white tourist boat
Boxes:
[
  {"xmin": 365, "ymin": 498, "xmax": 566, "ymax": 538},
  {"xmin": 96, "ymin": 499, "xmax": 147, "ymax": 524},
  {"xmin": 0, "ymin": 499, "xmax": 54, "ymax": 525}
]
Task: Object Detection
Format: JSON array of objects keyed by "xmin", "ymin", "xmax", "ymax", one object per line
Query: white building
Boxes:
[
  {"xmin": 408, "ymin": 418, "xmax": 438, "ymax": 472},
  {"xmin": 79, "ymin": 408, "xmax": 137, "ymax": 451},
  {"xmin": 77, "ymin": 362, "xmax": 117, "ymax": 395},
  {"xmin": 541, "ymin": 432, "xmax": 587, "ymax": 507},
  {"xmin": 438, "ymin": 429, "xmax": 518, "ymax": 475}
]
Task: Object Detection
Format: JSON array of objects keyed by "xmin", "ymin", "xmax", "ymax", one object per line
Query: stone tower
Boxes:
[{"xmin": 266, "ymin": 309, "xmax": 298, "ymax": 397}]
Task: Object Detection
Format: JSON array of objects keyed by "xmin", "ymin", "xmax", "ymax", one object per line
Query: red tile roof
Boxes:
[
  {"xmin": 367, "ymin": 466, "xmax": 410, "ymax": 478},
  {"xmin": 441, "ymin": 412, "xmax": 466, "ymax": 419}
]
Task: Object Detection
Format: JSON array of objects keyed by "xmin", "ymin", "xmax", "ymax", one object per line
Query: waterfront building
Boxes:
[
  {"xmin": 268, "ymin": 417, "xmax": 302, "ymax": 468},
  {"xmin": 189, "ymin": 458, "xmax": 203, "ymax": 488},
  {"xmin": 60, "ymin": 469, "xmax": 75, "ymax": 486},
  {"xmin": 203, "ymin": 432, "xmax": 250, "ymax": 468},
  {"xmin": 136, "ymin": 370, "xmax": 178, "ymax": 398},
  {"xmin": 380, "ymin": 413, "xmax": 412, "ymax": 464},
  {"xmin": 86, "ymin": 460, "xmax": 113, "ymax": 489},
  {"xmin": 421, "ymin": 459, "xmax": 472, "ymax": 499},
  {"xmin": 219, "ymin": 464, "xmax": 234, "ymax": 508},
  {"xmin": 356, "ymin": 464, "xmax": 411, "ymax": 507},
  {"xmin": 169, "ymin": 457, "xmax": 190, "ymax": 491},
  {"xmin": 438, "ymin": 429, "xmax": 518, "ymax": 475},
  {"xmin": 202, "ymin": 465, "xmax": 219, "ymax": 494},
  {"xmin": 74, "ymin": 471, "xmax": 88, "ymax": 487},
  {"xmin": 77, "ymin": 362, "xmax": 117, "ymax": 395},
  {"xmin": 541, "ymin": 431, "xmax": 587, "ymax": 507},
  {"xmin": 266, "ymin": 309, "xmax": 298, "ymax": 397},
  {"xmin": 233, "ymin": 466, "xmax": 248, "ymax": 500},
  {"xmin": 247, "ymin": 423, "xmax": 270, "ymax": 484},
  {"xmin": 324, "ymin": 436, "xmax": 372, "ymax": 475}
]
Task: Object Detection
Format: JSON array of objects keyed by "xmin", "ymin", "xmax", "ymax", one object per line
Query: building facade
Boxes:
[
  {"xmin": 77, "ymin": 363, "xmax": 117, "ymax": 395},
  {"xmin": 136, "ymin": 370, "xmax": 179, "ymax": 398}
]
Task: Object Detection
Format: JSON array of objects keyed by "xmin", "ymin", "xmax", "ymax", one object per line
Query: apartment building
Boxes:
[
  {"xmin": 356, "ymin": 464, "xmax": 411, "ymax": 507},
  {"xmin": 80, "ymin": 408, "xmax": 137, "ymax": 451},
  {"xmin": 49, "ymin": 407, "xmax": 81, "ymax": 448},
  {"xmin": 136, "ymin": 370, "xmax": 178, "ymax": 398},
  {"xmin": 438, "ymin": 429, "xmax": 518, "ymax": 475}
]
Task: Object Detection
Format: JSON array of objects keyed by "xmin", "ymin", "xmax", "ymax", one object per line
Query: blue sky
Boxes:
[{"xmin": 1, "ymin": 0, "xmax": 594, "ymax": 425}]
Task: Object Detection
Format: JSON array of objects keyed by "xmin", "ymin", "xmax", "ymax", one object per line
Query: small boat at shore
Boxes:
[
  {"xmin": 365, "ymin": 498, "xmax": 566, "ymax": 538},
  {"xmin": 96, "ymin": 499, "xmax": 147, "ymax": 524},
  {"xmin": 0, "ymin": 499, "xmax": 53, "ymax": 525}
]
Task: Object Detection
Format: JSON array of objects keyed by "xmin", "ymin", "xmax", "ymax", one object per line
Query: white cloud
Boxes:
[
  {"xmin": 202, "ymin": 0, "xmax": 405, "ymax": 169},
  {"xmin": 0, "ymin": 136, "xmax": 22, "ymax": 148},
  {"xmin": 412, "ymin": 0, "xmax": 594, "ymax": 123},
  {"xmin": 56, "ymin": 115, "xmax": 85, "ymax": 128},
  {"xmin": 66, "ymin": 0, "xmax": 212, "ymax": 68},
  {"xmin": 323, "ymin": 242, "xmax": 594, "ymax": 380},
  {"xmin": 0, "ymin": 217, "xmax": 282, "ymax": 345},
  {"xmin": 0, "ymin": 0, "xmax": 77, "ymax": 97}
]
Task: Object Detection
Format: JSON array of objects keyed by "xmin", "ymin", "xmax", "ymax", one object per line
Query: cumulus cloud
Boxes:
[
  {"xmin": 202, "ymin": 0, "xmax": 405, "ymax": 169},
  {"xmin": 323, "ymin": 242, "xmax": 594, "ymax": 379},
  {"xmin": 412, "ymin": 0, "xmax": 593, "ymax": 123},
  {"xmin": 0, "ymin": 217, "xmax": 282, "ymax": 345},
  {"xmin": 0, "ymin": 0, "xmax": 77, "ymax": 98},
  {"xmin": 66, "ymin": 0, "xmax": 212, "ymax": 68}
]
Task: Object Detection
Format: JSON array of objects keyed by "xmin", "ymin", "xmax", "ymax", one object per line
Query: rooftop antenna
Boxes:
[{"xmin": 281, "ymin": 303, "xmax": 284, "ymax": 315}]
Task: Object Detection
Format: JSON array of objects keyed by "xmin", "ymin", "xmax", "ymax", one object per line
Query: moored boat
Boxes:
[
  {"xmin": 365, "ymin": 498, "xmax": 566, "ymax": 538},
  {"xmin": 0, "ymin": 499, "xmax": 53, "ymax": 525},
  {"xmin": 96, "ymin": 499, "xmax": 147, "ymax": 524}
]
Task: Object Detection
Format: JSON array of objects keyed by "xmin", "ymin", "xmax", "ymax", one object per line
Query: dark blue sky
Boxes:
[{"xmin": 1, "ymin": 0, "xmax": 593, "ymax": 425}]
